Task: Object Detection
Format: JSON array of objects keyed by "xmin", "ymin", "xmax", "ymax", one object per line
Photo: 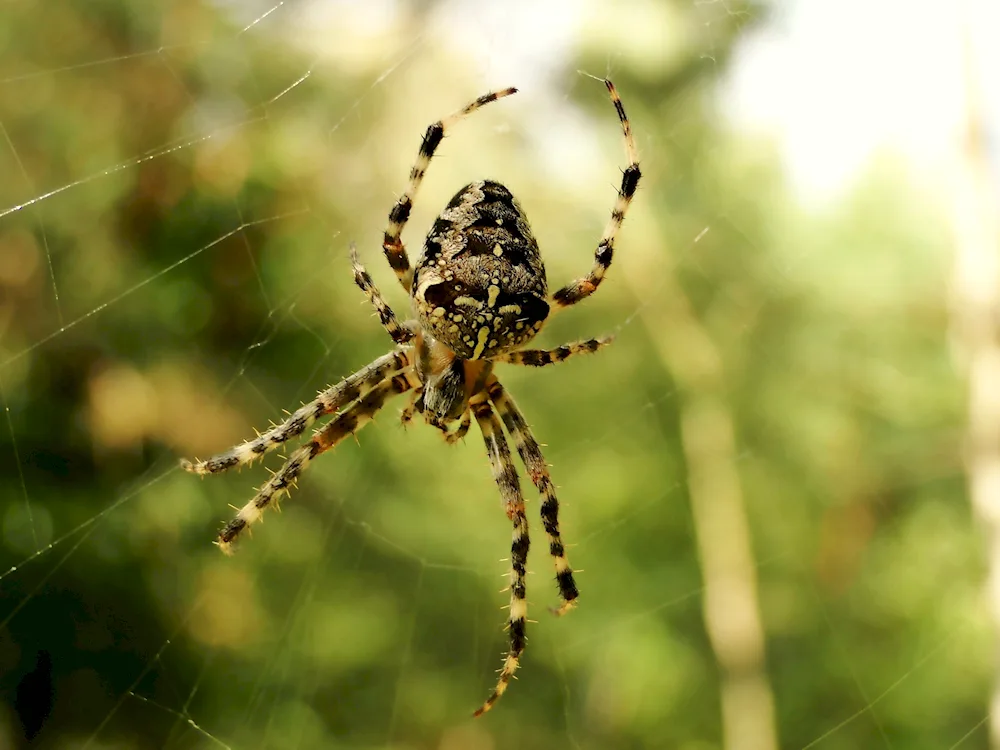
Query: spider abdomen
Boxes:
[{"xmin": 412, "ymin": 180, "xmax": 549, "ymax": 360}]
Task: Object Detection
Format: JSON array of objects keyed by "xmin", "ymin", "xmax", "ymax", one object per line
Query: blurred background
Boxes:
[{"xmin": 0, "ymin": 0, "xmax": 996, "ymax": 748}]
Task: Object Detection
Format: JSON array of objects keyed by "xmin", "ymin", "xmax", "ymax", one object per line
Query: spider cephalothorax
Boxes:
[{"xmin": 181, "ymin": 79, "xmax": 640, "ymax": 716}]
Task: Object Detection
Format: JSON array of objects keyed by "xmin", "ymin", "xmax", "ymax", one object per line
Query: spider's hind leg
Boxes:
[
  {"xmin": 551, "ymin": 79, "xmax": 640, "ymax": 309},
  {"xmin": 382, "ymin": 87, "xmax": 518, "ymax": 293},
  {"xmin": 350, "ymin": 243, "xmax": 415, "ymax": 346}
]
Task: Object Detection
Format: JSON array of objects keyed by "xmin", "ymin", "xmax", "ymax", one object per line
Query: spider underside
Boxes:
[{"xmin": 181, "ymin": 80, "xmax": 640, "ymax": 717}]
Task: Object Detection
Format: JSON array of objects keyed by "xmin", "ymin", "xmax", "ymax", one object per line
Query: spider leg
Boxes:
[
  {"xmin": 180, "ymin": 349, "xmax": 410, "ymax": 475},
  {"xmin": 487, "ymin": 378, "xmax": 579, "ymax": 616},
  {"xmin": 350, "ymin": 243, "xmax": 414, "ymax": 346},
  {"xmin": 383, "ymin": 87, "xmax": 518, "ymax": 293},
  {"xmin": 552, "ymin": 79, "xmax": 640, "ymax": 309},
  {"xmin": 216, "ymin": 371, "xmax": 418, "ymax": 554},
  {"xmin": 491, "ymin": 335, "xmax": 613, "ymax": 367},
  {"xmin": 472, "ymin": 396, "xmax": 529, "ymax": 717}
]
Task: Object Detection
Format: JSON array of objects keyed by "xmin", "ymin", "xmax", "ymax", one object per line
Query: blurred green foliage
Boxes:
[{"xmin": 0, "ymin": 1, "xmax": 986, "ymax": 749}]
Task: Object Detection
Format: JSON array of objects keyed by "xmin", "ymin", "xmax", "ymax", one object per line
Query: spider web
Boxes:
[{"xmin": 0, "ymin": 1, "xmax": 990, "ymax": 748}]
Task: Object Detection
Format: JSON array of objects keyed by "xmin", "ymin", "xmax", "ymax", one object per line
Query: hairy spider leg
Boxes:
[
  {"xmin": 487, "ymin": 379, "xmax": 579, "ymax": 615},
  {"xmin": 472, "ymin": 396, "xmax": 530, "ymax": 717},
  {"xmin": 552, "ymin": 79, "xmax": 641, "ymax": 308},
  {"xmin": 490, "ymin": 335, "xmax": 614, "ymax": 367},
  {"xmin": 350, "ymin": 243, "xmax": 414, "ymax": 346},
  {"xmin": 383, "ymin": 87, "xmax": 518, "ymax": 293},
  {"xmin": 216, "ymin": 372, "xmax": 418, "ymax": 554},
  {"xmin": 180, "ymin": 350, "xmax": 411, "ymax": 476}
]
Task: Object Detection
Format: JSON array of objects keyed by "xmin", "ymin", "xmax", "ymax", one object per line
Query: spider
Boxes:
[{"xmin": 180, "ymin": 78, "xmax": 640, "ymax": 716}]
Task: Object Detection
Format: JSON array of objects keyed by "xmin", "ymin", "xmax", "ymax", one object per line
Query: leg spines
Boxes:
[
  {"xmin": 487, "ymin": 379, "xmax": 580, "ymax": 615},
  {"xmin": 387, "ymin": 196, "xmax": 413, "ymax": 227},
  {"xmin": 621, "ymin": 164, "xmax": 641, "ymax": 198},
  {"xmin": 418, "ymin": 123, "xmax": 444, "ymax": 158},
  {"xmin": 180, "ymin": 350, "xmax": 410, "ymax": 476},
  {"xmin": 472, "ymin": 397, "xmax": 530, "ymax": 717},
  {"xmin": 474, "ymin": 505, "xmax": 529, "ymax": 717},
  {"xmin": 213, "ymin": 372, "xmax": 417, "ymax": 553}
]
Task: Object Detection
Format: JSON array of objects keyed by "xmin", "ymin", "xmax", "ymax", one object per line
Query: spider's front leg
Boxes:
[
  {"xmin": 472, "ymin": 396, "xmax": 529, "ymax": 717},
  {"xmin": 180, "ymin": 349, "xmax": 410, "ymax": 475},
  {"xmin": 487, "ymin": 378, "xmax": 579, "ymax": 615},
  {"xmin": 215, "ymin": 372, "xmax": 418, "ymax": 554}
]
